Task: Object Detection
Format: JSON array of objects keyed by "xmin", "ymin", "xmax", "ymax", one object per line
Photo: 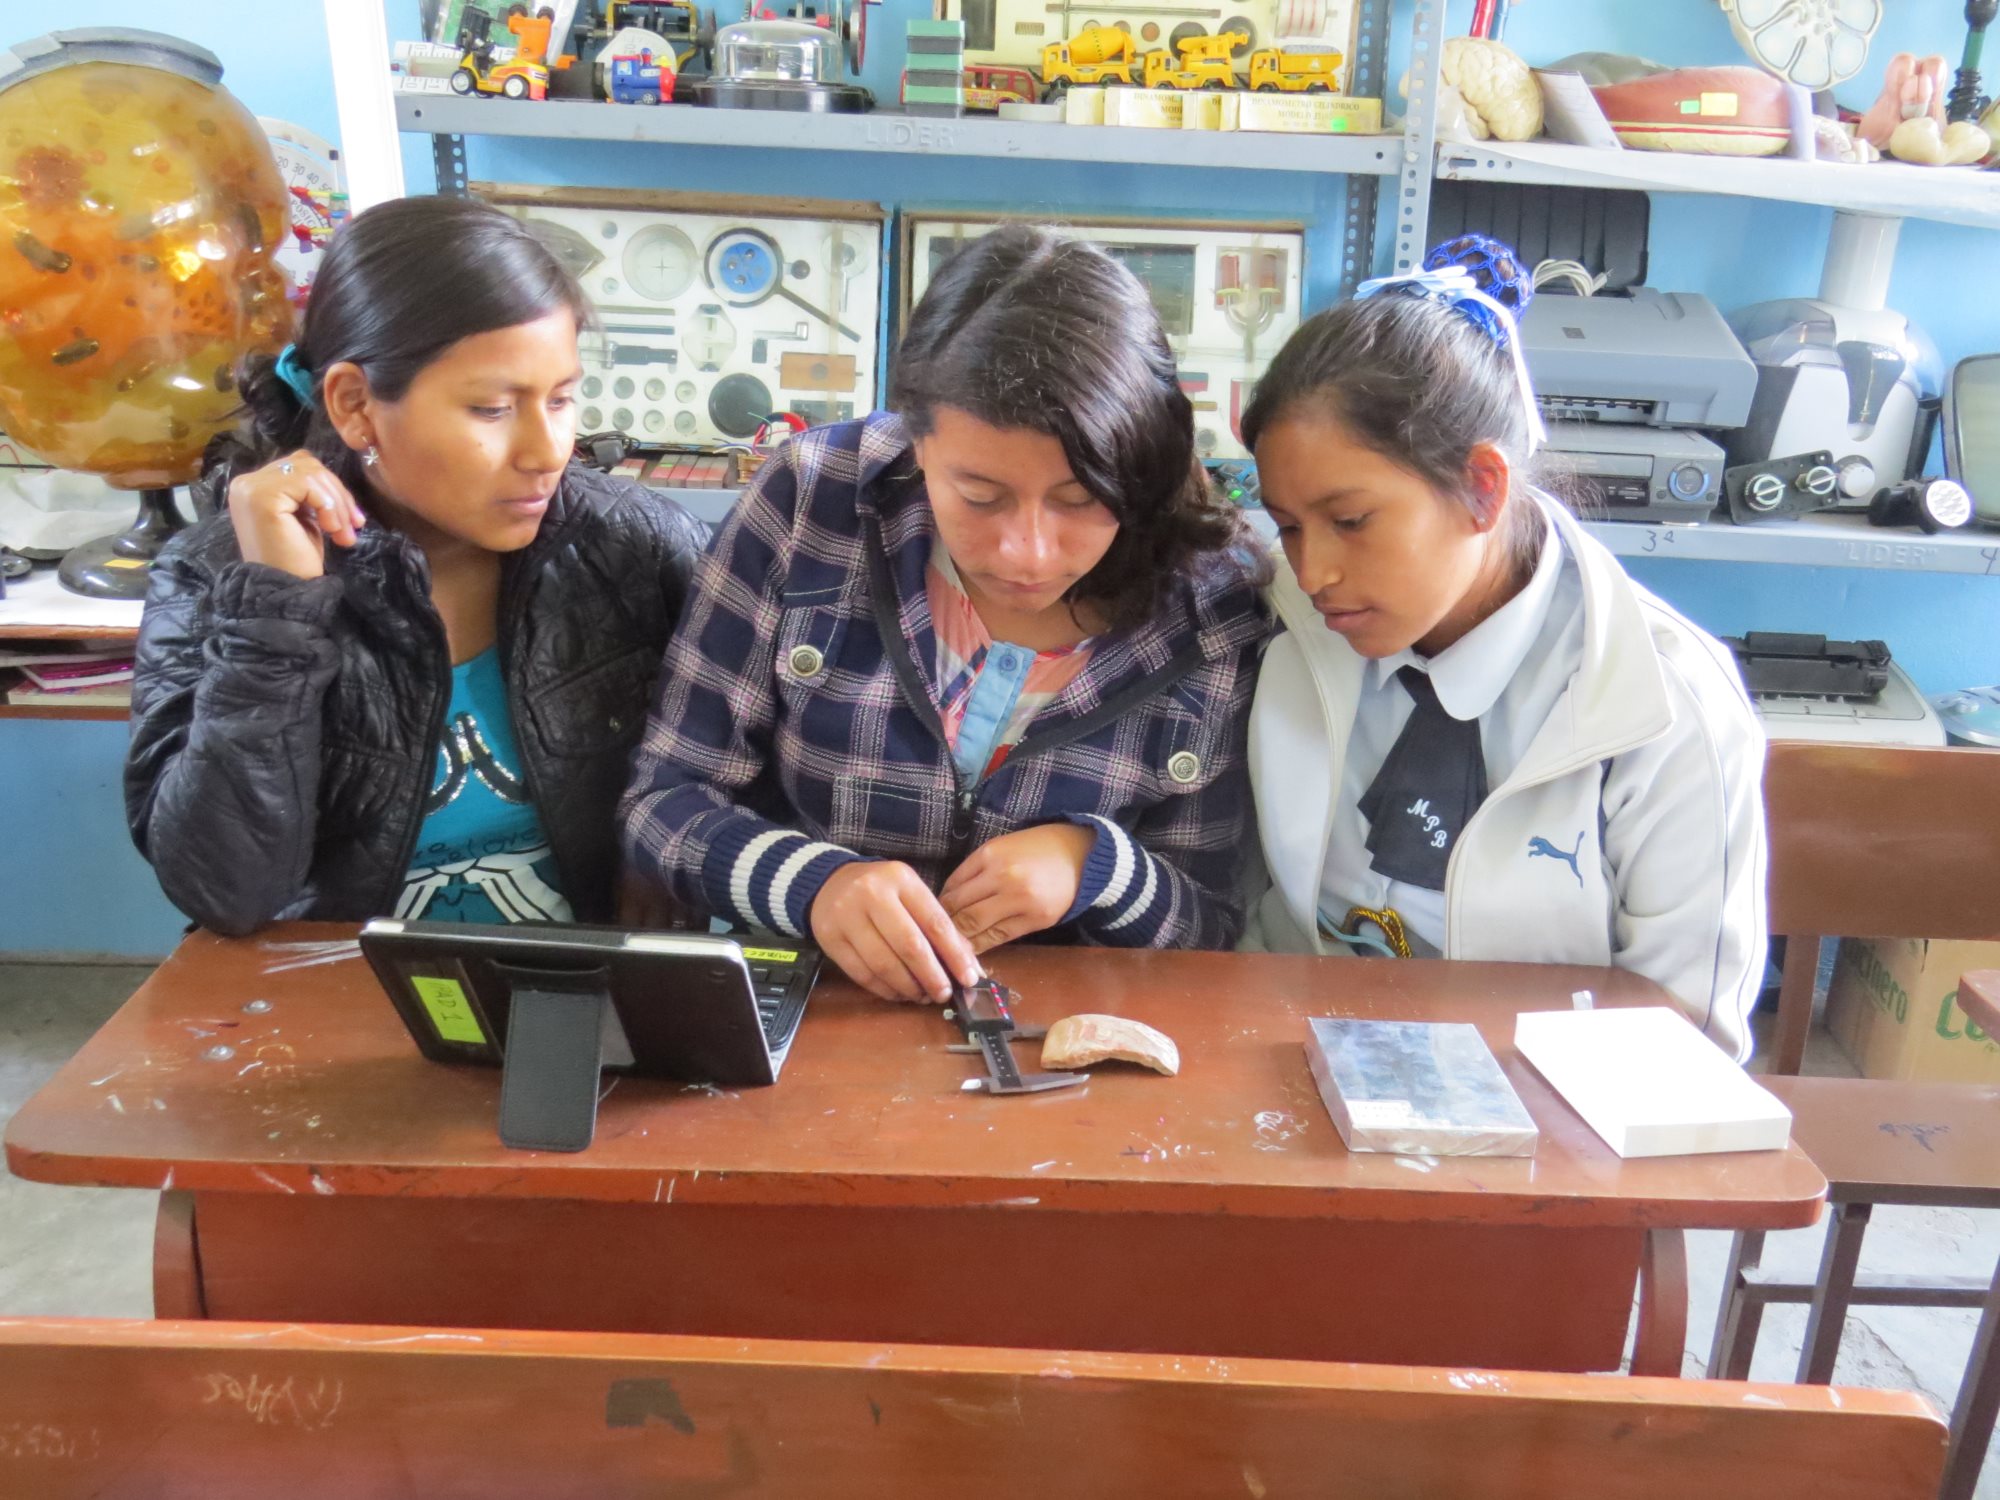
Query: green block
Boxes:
[
  {"xmin": 904, "ymin": 68, "xmax": 963, "ymax": 90},
  {"xmin": 905, "ymin": 18, "xmax": 965, "ymax": 37},
  {"xmin": 903, "ymin": 83, "xmax": 963, "ymax": 105}
]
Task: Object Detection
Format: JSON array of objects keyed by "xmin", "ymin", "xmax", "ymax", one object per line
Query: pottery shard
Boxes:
[{"xmin": 1040, "ymin": 1014, "xmax": 1180, "ymax": 1076}]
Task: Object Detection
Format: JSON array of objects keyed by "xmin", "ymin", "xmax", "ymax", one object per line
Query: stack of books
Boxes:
[
  {"xmin": 0, "ymin": 645, "xmax": 135, "ymax": 708},
  {"xmin": 1306, "ymin": 1017, "xmax": 1539, "ymax": 1158}
]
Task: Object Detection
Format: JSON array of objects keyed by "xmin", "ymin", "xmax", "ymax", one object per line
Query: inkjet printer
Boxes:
[{"xmin": 1525, "ymin": 289, "xmax": 1759, "ymax": 524}]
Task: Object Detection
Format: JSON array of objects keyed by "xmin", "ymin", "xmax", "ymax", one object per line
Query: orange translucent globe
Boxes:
[{"xmin": 0, "ymin": 39, "xmax": 293, "ymax": 488}]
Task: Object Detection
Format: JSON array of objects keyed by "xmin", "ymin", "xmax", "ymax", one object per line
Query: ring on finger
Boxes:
[{"xmin": 279, "ymin": 461, "xmax": 294, "ymax": 476}]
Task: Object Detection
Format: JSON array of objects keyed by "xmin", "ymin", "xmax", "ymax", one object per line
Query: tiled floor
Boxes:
[{"xmin": 1, "ymin": 960, "xmax": 1995, "ymax": 1494}]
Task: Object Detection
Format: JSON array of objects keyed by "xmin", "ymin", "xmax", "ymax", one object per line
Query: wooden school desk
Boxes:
[{"xmin": 6, "ymin": 928, "xmax": 1826, "ymax": 1375}]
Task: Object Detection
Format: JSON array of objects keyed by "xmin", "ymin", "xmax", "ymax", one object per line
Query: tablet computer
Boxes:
[{"xmin": 359, "ymin": 919, "xmax": 821, "ymax": 1152}]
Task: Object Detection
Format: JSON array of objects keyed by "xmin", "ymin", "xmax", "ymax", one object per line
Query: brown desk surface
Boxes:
[
  {"xmin": 0, "ymin": 928, "xmax": 1824, "ymax": 1232},
  {"xmin": 6, "ymin": 926, "xmax": 1824, "ymax": 1231}
]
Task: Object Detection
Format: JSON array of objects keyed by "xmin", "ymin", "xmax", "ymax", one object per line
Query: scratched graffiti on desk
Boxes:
[
  {"xmin": 1879, "ymin": 1121, "xmax": 1951, "ymax": 1154},
  {"xmin": 199, "ymin": 1372, "xmax": 343, "ymax": 1429},
  {"xmin": 0, "ymin": 1422, "xmax": 99, "ymax": 1461}
]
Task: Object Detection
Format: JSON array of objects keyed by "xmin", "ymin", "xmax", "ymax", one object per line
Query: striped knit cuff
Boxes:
[
  {"xmin": 703, "ymin": 819, "xmax": 861, "ymax": 938},
  {"xmin": 1061, "ymin": 814, "xmax": 1157, "ymax": 933}
]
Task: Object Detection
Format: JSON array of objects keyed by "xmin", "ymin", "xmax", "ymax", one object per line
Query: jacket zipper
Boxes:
[
  {"xmin": 498, "ymin": 508, "xmax": 587, "ymax": 911},
  {"xmin": 380, "ymin": 540, "xmax": 455, "ymax": 916},
  {"xmin": 862, "ymin": 510, "xmax": 1212, "ymax": 875}
]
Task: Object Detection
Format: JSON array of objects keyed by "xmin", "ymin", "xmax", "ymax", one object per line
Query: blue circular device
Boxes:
[{"xmin": 706, "ymin": 229, "xmax": 781, "ymax": 304}]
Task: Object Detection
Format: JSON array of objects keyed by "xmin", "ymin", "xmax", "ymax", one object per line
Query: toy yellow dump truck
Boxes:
[
  {"xmin": 1141, "ymin": 33, "xmax": 1238, "ymax": 91},
  {"xmin": 1040, "ymin": 26, "xmax": 1135, "ymax": 93},
  {"xmin": 1247, "ymin": 46, "xmax": 1344, "ymax": 92}
]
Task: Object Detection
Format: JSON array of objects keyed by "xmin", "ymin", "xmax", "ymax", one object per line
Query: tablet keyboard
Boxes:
[{"xmin": 746, "ymin": 947, "xmax": 818, "ymax": 1054}]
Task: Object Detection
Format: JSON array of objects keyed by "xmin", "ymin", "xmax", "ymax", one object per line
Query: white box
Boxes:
[
  {"xmin": 1514, "ymin": 1007, "xmax": 1792, "ymax": 1159},
  {"xmin": 1061, "ymin": 87, "xmax": 1105, "ymax": 126}
]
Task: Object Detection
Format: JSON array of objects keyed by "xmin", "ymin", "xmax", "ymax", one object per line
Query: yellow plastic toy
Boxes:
[
  {"xmin": 1248, "ymin": 46, "xmax": 1344, "ymax": 93},
  {"xmin": 1040, "ymin": 26, "xmax": 1135, "ymax": 94},
  {"xmin": 1141, "ymin": 33, "xmax": 1238, "ymax": 92}
]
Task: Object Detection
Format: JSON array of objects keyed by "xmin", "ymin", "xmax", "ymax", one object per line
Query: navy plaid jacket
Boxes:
[{"xmin": 619, "ymin": 413, "xmax": 1272, "ymax": 949}]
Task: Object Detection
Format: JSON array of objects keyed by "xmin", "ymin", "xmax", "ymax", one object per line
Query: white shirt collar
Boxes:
[{"xmin": 1367, "ymin": 511, "xmax": 1562, "ymax": 722}]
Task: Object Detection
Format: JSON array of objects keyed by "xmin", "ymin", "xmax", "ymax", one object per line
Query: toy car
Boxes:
[
  {"xmin": 962, "ymin": 63, "xmax": 1036, "ymax": 109},
  {"xmin": 1247, "ymin": 46, "xmax": 1344, "ymax": 92},
  {"xmin": 1141, "ymin": 33, "xmax": 1237, "ymax": 91},
  {"xmin": 897, "ymin": 61, "xmax": 1035, "ymax": 111},
  {"xmin": 1040, "ymin": 25, "xmax": 1135, "ymax": 94},
  {"xmin": 609, "ymin": 48, "xmax": 676, "ymax": 102},
  {"xmin": 450, "ymin": 48, "xmax": 555, "ymax": 99}
]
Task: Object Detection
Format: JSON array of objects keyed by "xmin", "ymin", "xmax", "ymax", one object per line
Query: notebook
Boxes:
[
  {"xmin": 1514, "ymin": 1007, "xmax": 1792, "ymax": 1159},
  {"xmin": 1306, "ymin": 1017, "xmax": 1539, "ymax": 1158}
]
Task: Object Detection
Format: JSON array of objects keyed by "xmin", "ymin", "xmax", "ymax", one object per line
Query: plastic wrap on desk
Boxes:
[{"xmin": 1307, "ymin": 1018, "xmax": 1539, "ymax": 1158}]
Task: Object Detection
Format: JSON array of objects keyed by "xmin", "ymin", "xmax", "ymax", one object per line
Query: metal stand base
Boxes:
[{"xmin": 57, "ymin": 487, "xmax": 186, "ymax": 600}]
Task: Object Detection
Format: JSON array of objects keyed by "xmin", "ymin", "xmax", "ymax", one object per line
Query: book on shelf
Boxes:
[
  {"xmin": 1306, "ymin": 1017, "xmax": 1538, "ymax": 1158},
  {"xmin": 1514, "ymin": 1007, "xmax": 1791, "ymax": 1159},
  {"xmin": 18, "ymin": 659, "xmax": 135, "ymax": 692}
]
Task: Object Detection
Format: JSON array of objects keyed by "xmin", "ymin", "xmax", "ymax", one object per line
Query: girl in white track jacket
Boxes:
[{"xmin": 1238, "ymin": 240, "xmax": 1767, "ymax": 1061}]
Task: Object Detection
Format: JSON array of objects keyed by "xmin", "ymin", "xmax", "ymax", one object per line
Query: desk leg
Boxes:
[
  {"xmin": 1940, "ymin": 1249, "xmax": 2000, "ymax": 1500},
  {"xmin": 1707, "ymin": 1229, "xmax": 1768, "ymax": 1380},
  {"xmin": 1631, "ymin": 1227, "xmax": 1689, "ymax": 1377},
  {"xmin": 152, "ymin": 1190, "xmax": 205, "ymax": 1319},
  {"xmin": 1798, "ymin": 1201, "xmax": 1871, "ymax": 1385}
]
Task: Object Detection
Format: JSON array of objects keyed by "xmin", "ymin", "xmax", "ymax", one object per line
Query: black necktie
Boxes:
[{"xmin": 1356, "ymin": 667, "xmax": 1488, "ymax": 892}]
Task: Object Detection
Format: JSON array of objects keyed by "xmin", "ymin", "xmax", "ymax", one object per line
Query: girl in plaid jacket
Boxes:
[{"xmin": 620, "ymin": 226, "xmax": 1272, "ymax": 1003}]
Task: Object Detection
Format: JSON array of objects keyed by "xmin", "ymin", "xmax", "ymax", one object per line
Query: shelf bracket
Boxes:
[
  {"xmin": 433, "ymin": 133, "xmax": 470, "ymax": 197},
  {"xmin": 1335, "ymin": 0, "xmax": 1396, "ymax": 294},
  {"xmin": 1395, "ymin": 0, "xmax": 1447, "ymax": 272}
]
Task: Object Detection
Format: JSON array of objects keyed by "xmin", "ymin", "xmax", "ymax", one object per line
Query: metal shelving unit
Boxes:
[
  {"xmin": 1437, "ymin": 138, "xmax": 2000, "ymax": 233},
  {"xmin": 398, "ymin": 94, "xmax": 1401, "ymax": 176},
  {"xmin": 364, "ymin": 0, "xmax": 1430, "ymax": 298},
  {"xmin": 1582, "ymin": 514, "xmax": 2000, "ymax": 577}
]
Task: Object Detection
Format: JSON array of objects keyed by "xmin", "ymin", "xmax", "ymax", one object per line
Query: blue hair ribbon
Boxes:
[
  {"xmin": 1354, "ymin": 235, "xmax": 1547, "ymax": 452},
  {"xmin": 272, "ymin": 344, "xmax": 316, "ymax": 409}
]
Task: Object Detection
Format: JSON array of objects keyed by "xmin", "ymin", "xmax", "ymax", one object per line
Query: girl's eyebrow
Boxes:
[{"xmin": 1305, "ymin": 486, "xmax": 1367, "ymax": 509}]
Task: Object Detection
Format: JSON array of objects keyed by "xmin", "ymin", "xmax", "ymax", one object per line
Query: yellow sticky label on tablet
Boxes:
[
  {"xmin": 741, "ymin": 947, "xmax": 800, "ymax": 963},
  {"xmin": 412, "ymin": 975, "xmax": 487, "ymax": 1045}
]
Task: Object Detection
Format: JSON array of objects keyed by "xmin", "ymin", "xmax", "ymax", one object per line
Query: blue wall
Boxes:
[{"xmin": 2, "ymin": 0, "xmax": 1996, "ymax": 954}]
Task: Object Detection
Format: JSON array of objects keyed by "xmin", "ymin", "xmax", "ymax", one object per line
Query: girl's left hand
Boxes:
[{"xmin": 940, "ymin": 823, "xmax": 1098, "ymax": 954}]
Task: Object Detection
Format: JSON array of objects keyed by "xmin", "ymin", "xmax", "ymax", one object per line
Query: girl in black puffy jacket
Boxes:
[{"xmin": 126, "ymin": 195, "xmax": 706, "ymax": 935}]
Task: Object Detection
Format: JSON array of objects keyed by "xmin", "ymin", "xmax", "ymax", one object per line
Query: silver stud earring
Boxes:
[{"xmin": 362, "ymin": 445, "xmax": 380, "ymax": 469}]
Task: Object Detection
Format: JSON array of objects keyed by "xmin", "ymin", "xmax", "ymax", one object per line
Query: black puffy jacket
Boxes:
[{"xmin": 125, "ymin": 463, "xmax": 707, "ymax": 935}]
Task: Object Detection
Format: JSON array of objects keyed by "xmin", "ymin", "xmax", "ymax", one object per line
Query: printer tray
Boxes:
[{"xmin": 1724, "ymin": 632, "xmax": 1891, "ymax": 700}]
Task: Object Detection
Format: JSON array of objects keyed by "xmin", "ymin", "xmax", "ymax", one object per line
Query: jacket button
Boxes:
[
  {"xmin": 1167, "ymin": 750, "xmax": 1202, "ymax": 785},
  {"xmin": 607, "ymin": 715, "xmax": 624, "ymax": 734},
  {"xmin": 788, "ymin": 645, "xmax": 825, "ymax": 679}
]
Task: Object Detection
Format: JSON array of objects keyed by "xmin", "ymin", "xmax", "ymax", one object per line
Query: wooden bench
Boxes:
[
  {"xmin": 1711, "ymin": 744, "xmax": 2000, "ymax": 1500},
  {"xmin": 0, "ymin": 1319, "xmax": 1946, "ymax": 1499}
]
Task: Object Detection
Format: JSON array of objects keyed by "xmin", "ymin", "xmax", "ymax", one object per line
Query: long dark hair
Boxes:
[
  {"xmin": 204, "ymin": 195, "xmax": 593, "ymax": 504},
  {"xmin": 1240, "ymin": 285, "xmax": 1544, "ymax": 564},
  {"xmin": 890, "ymin": 224, "xmax": 1255, "ymax": 632}
]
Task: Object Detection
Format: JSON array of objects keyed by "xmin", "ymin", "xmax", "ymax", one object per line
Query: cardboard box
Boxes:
[
  {"xmin": 1231, "ymin": 92, "xmax": 1385, "ymax": 135},
  {"xmin": 1180, "ymin": 92, "xmax": 1228, "ymax": 130},
  {"xmin": 1825, "ymin": 937, "xmax": 2000, "ymax": 1083},
  {"xmin": 1102, "ymin": 87, "xmax": 1185, "ymax": 129},
  {"xmin": 1061, "ymin": 86, "xmax": 1105, "ymax": 125}
]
